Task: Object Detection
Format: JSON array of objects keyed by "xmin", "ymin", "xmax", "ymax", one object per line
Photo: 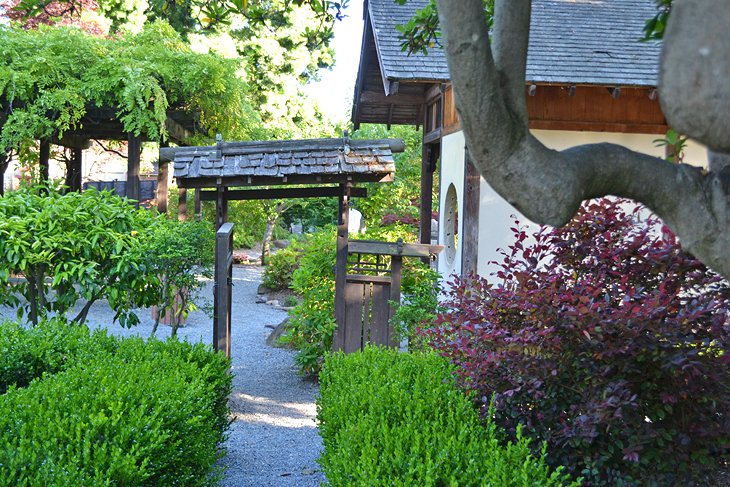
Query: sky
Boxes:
[{"xmin": 303, "ymin": 1, "xmax": 365, "ymax": 125}]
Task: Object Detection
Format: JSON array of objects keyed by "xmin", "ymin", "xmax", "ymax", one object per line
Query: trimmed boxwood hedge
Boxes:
[
  {"xmin": 0, "ymin": 320, "xmax": 231, "ymax": 486},
  {"xmin": 317, "ymin": 346, "xmax": 580, "ymax": 487}
]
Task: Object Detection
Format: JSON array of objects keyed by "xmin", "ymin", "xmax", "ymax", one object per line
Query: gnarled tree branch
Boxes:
[{"xmin": 436, "ymin": 0, "xmax": 730, "ymax": 279}]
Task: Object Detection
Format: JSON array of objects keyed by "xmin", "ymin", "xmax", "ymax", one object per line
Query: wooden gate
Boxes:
[
  {"xmin": 333, "ymin": 239, "xmax": 442, "ymax": 354},
  {"xmin": 214, "ymin": 222, "xmax": 234, "ymax": 356}
]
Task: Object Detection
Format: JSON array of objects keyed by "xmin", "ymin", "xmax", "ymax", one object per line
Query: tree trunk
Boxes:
[{"xmin": 435, "ymin": 0, "xmax": 730, "ymax": 279}]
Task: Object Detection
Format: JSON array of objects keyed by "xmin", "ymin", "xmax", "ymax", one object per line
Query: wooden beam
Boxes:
[
  {"xmin": 157, "ymin": 141, "xmax": 169, "ymax": 214},
  {"xmin": 348, "ymin": 240, "xmax": 444, "ymax": 259},
  {"xmin": 66, "ymin": 147, "xmax": 82, "ymax": 192},
  {"xmin": 127, "ymin": 133, "xmax": 141, "ymax": 207},
  {"xmin": 198, "ymin": 186, "xmax": 367, "ymax": 202},
  {"xmin": 164, "ymin": 117, "xmax": 192, "ymax": 145},
  {"xmin": 423, "ymin": 128, "xmax": 442, "ymax": 145},
  {"xmin": 177, "ymin": 173, "xmax": 391, "ymax": 189},
  {"xmin": 360, "ymin": 90, "xmax": 425, "ymax": 105},
  {"xmin": 386, "ymin": 104, "xmax": 394, "ymax": 130}
]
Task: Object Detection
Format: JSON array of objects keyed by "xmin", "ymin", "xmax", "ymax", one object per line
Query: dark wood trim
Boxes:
[
  {"xmin": 214, "ymin": 222, "xmax": 234, "ymax": 357},
  {"xmin": 194, "ymin": 188, "xmax": 202, "ymax": 220},
  {"xmin": 215, "ymin": 186, "xmax": 228, "ymax": 230},
  {"xmin": 67, "ymin": 147, "xmax": 82, "ymax": 192},
  {"xmin": 423, "ymin": 128, "xmax": 442, "ymax": 145},
  {"xmin": 198, "ymin": 186, "xmax": 367, "ymax": 202},
  {"xmin": 461, "ymin": 149, "xmax": 480, "ymax": 277},
  {"xmin": 419, "ymin": 143, "xmax": 436, "ymax": 247},
  {"xmin": 528, "ymin": 120, "xmax": 668, "ymax": 134},
  {"xmin": 177, "ymin": 173, "xmax": 390, "ymax": 189},
  {"xmin": 441, "ymin": 123, "xmax": 462, "ymax": 137}
]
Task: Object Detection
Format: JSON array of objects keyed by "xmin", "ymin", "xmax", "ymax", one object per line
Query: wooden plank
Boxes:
[
  {"xmin": 370, "ymin": 283, "xmax": 392, "ymax": 347},
  {"xmin": 127, "ymin": 134, "xmax": 141, "ymax": 207},
  {"xmin": 194, "ymin": 188, "xmax": 202, "ymax": 220},
  {"xmin": 461, "ymin": 151, "xmax": 480, "ymax": 277},
  {"xmin": 344, "ymin": 282, "xmax": 367, "ymax": 353},
  {"xmin": 198, "ymin": 186, "xmax": 367, "ymax": 202},
  {"xmin": 348, "ymin": 240, "xmax": 444, "ymax": 259},
  {"xmin": 346, "ymin": 274, "xmax": 391, "ymax": 285},
  {"xmin": 333, "ymin": 183, "xmax": 351, "ymax": 351}
]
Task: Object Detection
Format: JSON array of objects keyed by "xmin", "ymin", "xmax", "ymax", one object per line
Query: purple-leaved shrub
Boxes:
[{"xmin": 424, "ymin": 199, "xmax": 729, "ymax": 486}]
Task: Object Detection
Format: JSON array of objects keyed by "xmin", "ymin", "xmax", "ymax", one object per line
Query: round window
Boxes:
[{"xmin": 443, "ymin": 183, "xmax": 459, "ymax": 264}]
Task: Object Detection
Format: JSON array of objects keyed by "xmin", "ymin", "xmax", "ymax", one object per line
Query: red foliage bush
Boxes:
[{"xmin": 424, "ymin": 199, "xmax": 729, "ymax": 485}]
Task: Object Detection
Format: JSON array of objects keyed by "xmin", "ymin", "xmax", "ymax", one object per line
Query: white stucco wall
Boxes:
[
  {"xmin": 437, "ymin": 129, "xmax": 709, "ymax": 281},
  {"xmin": 437, "ymin": 131, "xmax": 466, "ymax": 279}
]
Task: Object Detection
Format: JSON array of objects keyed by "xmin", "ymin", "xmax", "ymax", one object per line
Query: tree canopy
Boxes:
[
  {"xmin": 418, "ymin": 0, "xmax": 730, "ymax": 280},
  {"xmin": 0, "ymin": 21, "xmax": 266, "ymax": 152}
]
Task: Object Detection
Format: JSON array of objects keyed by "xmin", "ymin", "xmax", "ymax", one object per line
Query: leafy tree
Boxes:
[
  {"xmin": 8, "ymin": 0, "xmax": 348, "ymax": 41},
  {"xmin": 0, "ymin": 185, "xmax": 161, "ymax": 326},
  {"xmin": 0, "ymin": 21, "xmax": 262, "ymax": 153},
  {"xmin": 396, "ymin": 0, "xmax": 730, "ymax": 280}
]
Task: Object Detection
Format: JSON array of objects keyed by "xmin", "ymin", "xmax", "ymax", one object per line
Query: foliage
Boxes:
[
  {"xmin": 281, "ymin": 223, "xmax": 437, "ymax": 375},
  {"xmin": 642, "ymin": 0, "xmax": 673, "ymax": 41},
  {"xmin": 262, "ymin": 245, "xmax": 300, "ymax": 291},
  {"xmin": 353, "ymin": 124, "xmax": 430, "ymax": 226},
  {"xmin": 317, "ymin": 346, "xmax": 579, "ymax": 486},
  {"xmin": 0, "ymin": 184, "xmax": 160, "ymax": 326},
  {"xmin": 0, "ymin": 319, "xmax": 232, "ymax": 486},
  {"xmin": 394, "ymin": 0, "xmax": 493, "ymax": 55},
  {"xmin": 653, "ymin": 128, "xmax": 687, "ymax": 163},
  {"xmin": 0, "ymin": 317, "xmax": 116, "ymax": 394},
  {"xmin": 424, "ymin": 199, "xmax": 730, "ymax": 485},
  {"xmin": 145, "ymin": 218, "xmax": 215, "ymax": 335},
  {"xmin": 391, "ymin": 265, "xmax": 440, "ymax": 349},
  {"xmin": 0, "ymin": 21, "xmax": 260, "ymax": 153},
  {"xmin": 9, "ymin": 0, "xmax": 348, "ymax": 41}
]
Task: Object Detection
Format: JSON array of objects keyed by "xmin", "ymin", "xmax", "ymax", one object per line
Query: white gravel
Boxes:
[{"xmin": 0, "ymin": 265, "xmax": 325, "ymax": 486}]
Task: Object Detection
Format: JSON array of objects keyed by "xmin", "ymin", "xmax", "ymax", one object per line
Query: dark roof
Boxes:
[
  {"xmin": 527, "ymin": 0, "xmax": 660, "ymax": 86},
  {"xmin": 369, "ymin": 0, "xmax": 449, "ymax": 83},
  {"xmin": 166, "ymin": 137, "xmax": 401, "ymax": 188},
  {"xmin": 364, "ymin": 0, "xmax": 660, "ymax": 87}
]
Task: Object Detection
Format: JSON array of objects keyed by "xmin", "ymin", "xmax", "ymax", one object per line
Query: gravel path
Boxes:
[{"xmin": 0, "ymin": 265, "xmax": 325, "ymax": 486}]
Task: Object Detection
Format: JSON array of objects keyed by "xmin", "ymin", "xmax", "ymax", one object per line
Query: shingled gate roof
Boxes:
[
  {"xmin": 355, "ymin": 0, "xmax": 662, "ymax": 126},
  {"xmin": 164, "ymin": 137, "xmax": 401, "ymax": 188}
]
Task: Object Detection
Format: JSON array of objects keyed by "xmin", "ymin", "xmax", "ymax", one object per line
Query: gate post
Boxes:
[{"xmin": 214, "ymin": 222, "xmax": 234, "ymax": 356}]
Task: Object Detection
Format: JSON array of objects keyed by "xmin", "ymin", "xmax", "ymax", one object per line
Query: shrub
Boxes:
[
  {"xmin": 0, "ymin": 320, "xmax": 231, "ymax": 486},
  {"xmin": 317, "ymin": 346, "xmax": 578, "ymax": 486},
  {"xmin": 424, "ymin": 199, "xmax": 730, "ymax": 485},
  {"xmin": 0, "ymin": 318, "xmax": 116, "ymax": 394},
  {"xmin": 145, "ymin": 219, "xmax": 215, "ymax": 335},
  {"xmin": 0, "ymin": 184, "xmax": 160, "ymax": 326},
  {"xmin": 262, "ymin": 246, "xmax": 301, "ymax": 291}
]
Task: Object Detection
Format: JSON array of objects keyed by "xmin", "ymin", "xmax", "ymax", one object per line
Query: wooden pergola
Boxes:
[{"xmin": 0, "ymin": 103, "xmax": 199, "ymax": 208}]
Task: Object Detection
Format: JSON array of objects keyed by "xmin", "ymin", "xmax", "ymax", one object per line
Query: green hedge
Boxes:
[
  {"xmin": 317, "ymin": 347, "xmax": 580, "ymax": 487},
  {"xmin": 0, "ymin": 320, "xmax": 232, "ymax": 486}
]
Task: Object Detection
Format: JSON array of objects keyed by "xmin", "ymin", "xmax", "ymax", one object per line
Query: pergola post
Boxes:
[
  {"xmin": 127, "ymin": 133, "xmax": 141, "ymax": 207},
  {"xmin": 178, "ymin": 188, "xmax": 187, "ymax": 221},
  {"xmin": 215, "ymin": 185, "xmax": 228, "ymax": 229},
  {"xmin": 194, "ymin": 189, "xmax": 202, "ymax": 221},
  {"xmin": 39, "ymin": 140, "xmax": 50, "ymax": 182},
  {"xmin": 157, "ymin": 141, "xmax": 169, "ymax": 214},
  {"xmin": 65, "ymin": 147, "xmax": 82, "ymax": 192},
  {"xmin": 333, "ymin": 182, "xmax": 351, "ymax": 351}
]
